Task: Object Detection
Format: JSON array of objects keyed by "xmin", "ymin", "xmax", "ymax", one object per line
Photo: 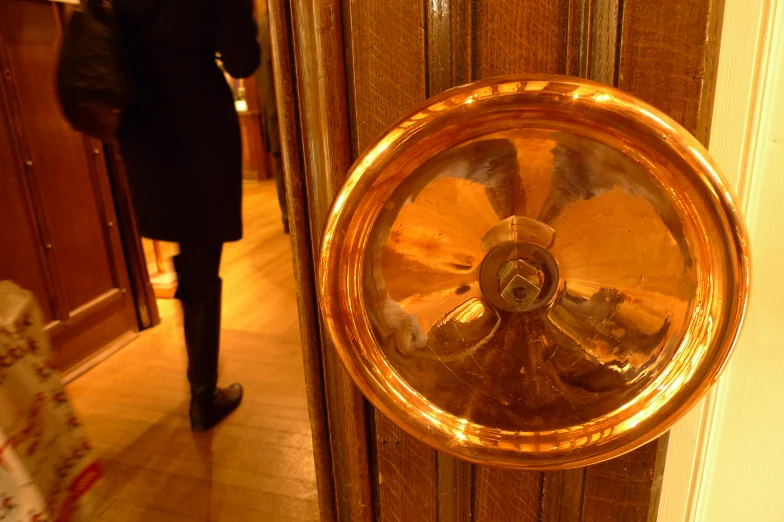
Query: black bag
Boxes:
[{"xmin": 56, "ymin": 0, "xmax": 134, "ymax": 142}]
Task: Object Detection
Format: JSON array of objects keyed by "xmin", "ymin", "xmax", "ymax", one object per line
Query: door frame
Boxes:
[
  {"xmin": 658, "ymin": 0, "xmax": 781, "ymax": 519},
  {"xmin": 103, "ymin": 143, "xmax": 160, "ymax": 331}
]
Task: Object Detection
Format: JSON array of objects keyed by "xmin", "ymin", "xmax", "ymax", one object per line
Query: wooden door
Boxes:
[
  {"xmin": 0, "ymin": 0, "xmax": 140, "ymax": 372},
  {"xmin": 268, "ymin": 0, "xmax": 725, "ymax": 520}
]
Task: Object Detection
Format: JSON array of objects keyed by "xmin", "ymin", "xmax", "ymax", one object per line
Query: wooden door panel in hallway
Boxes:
[{"xmin": 66, "ymin": 181, "xmax": 319, "ymax": 522}]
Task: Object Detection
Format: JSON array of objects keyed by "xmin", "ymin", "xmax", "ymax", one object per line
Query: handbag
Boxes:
[{"xmin": 56, "ymin": 0, "xmax": 135, "ymax": 142}]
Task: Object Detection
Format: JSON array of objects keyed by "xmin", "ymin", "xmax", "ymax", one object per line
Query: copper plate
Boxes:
[{"xmin": 318, "ymin": 75, "xmax": 749, "ymax": 469}]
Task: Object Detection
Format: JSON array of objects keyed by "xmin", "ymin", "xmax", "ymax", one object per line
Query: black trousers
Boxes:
[
  {"xmin": 174, "ymin": 242, "xmax": 224, "ymax": 300},
  {"xmin": 173, "ymin": 241, "xmax": 225, "ymax": 402}
]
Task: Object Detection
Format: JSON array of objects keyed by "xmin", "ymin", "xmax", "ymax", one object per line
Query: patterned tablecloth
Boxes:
[{"xmin": 0, "ymin": 282, "xmax": 101, "ymax": 522}]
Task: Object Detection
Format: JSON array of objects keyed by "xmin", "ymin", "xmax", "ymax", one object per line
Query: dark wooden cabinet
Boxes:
[
  {"xmin": 0, "ymin": 0, "xmax": 139, "ymax": 372},
  {"xmin": 269, "ymin": 0, "xmax": 724, "ymax": 520}
]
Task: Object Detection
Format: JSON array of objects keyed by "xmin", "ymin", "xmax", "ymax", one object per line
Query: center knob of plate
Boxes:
[
  {"xmin": 498, "ymin": 259, "xmax": 542, "ymax": 309},
  {"xmin": 478, "ymin": 216, "xmax": 560, "ymax": 314}
]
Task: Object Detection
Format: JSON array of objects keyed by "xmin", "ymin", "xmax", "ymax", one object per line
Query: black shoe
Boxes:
[{"xmin": 190, "ymin": 383, "xmax": 243, "ymax": 432}]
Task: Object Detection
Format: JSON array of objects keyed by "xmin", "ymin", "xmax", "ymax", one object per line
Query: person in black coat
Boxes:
[{"xmin": 115, "ymin": 0, "xmax": 260, "ymax": 431}]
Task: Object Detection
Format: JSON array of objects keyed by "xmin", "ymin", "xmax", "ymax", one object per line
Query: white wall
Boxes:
[
  {"xmin": 697, "ymin": 0, "xmax": 784, "ymax": 517},
  {"xmin": 659, "ymin": 0, "xmax": 784, "ymax": 519}
]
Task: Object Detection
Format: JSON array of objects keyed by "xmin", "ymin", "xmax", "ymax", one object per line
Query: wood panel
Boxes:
[
  {"xmin": 541, "ymin": 469, "xmax": 585, "ymax": 522},
  {"xmin": 566, "ymin": 0, "xmax": 590, "ymax": 77},
  {"xmin": 343, "ymin": 0, "xmax": 427, "ymax": 153},
  {"xmin": 473, "ymin": 467, "xmax": 542, "ymax": 522},
  {"xmin": 290, "ymin": 0, "xmax": 375, "ymax": 520},
  {"xmin": 341, "ymin": 2, "xmax": 438, "ymax": 521},
  {"xmin": 0, "ymin": 0, "xmax": 138, "ymax": 372},
  {"xmin": 238, "ymin": 73, "xmax": 271, "ymax": 181},
  {"xmin": 578, "ymin": 0, "xmax": 723, "ymax": 520},
  {"xmin": 277, "ymin": 0, "xmax": 728, "ymax": 520},
  {"xmin": 375, "ymin": 422, "xmax": 437, "ymax": 522},
  {"xmin": 268, "ymin": 0, "xmax": 339, "ymax": 520},
  {"xmin": 618, "ymin": 0, "xmax": 726, "ymax": 143},
  {"xmin": 436, "ymin": 452, "xmax": 472, "ymax": 522},
  {"xmin": 473, "ymin": 0, "xmax": 570, "ymax": 77},
  {"xmin": 103, "ymin": 145, "xmax": 160, "ymax": 329},
  {"xmin": 588, "ymin": 0, "xmax": 622, "ymax": 84},
  {"xmin": 239, "ymin": 111, "xmax": 265, "ymax": 179},
  {"xmin": 582, "ymin": 437, "xmax": 668, "ymax": 521},
  {"xmin": 0, "ymin": 2, "xmax": 115, "ymax": 310},
  {"xmin": 0, "ymin": 71, "xmax": 56, "ymax": 322}
]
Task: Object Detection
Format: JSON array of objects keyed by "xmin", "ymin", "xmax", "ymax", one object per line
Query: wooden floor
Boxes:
[{"xmin": 67, "ymin": 181, "xmax": 319, "ymax": 522}]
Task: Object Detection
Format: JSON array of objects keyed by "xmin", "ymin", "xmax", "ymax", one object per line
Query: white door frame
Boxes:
[{"xmin": 658, "ymin": 0, "xmax": 782, "ymax": 519}]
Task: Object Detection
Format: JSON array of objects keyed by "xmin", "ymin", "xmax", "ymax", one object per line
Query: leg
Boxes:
[
  {"xmin": 174, "ymin": 242, "xmax": 243, "ymax": 431},
  {"xmin": 272, "ymin": 153, "xmax": 289, "ymax": 233}
]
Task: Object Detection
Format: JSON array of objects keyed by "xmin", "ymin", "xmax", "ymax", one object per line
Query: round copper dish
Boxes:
[{"xmin": 318, "ymin": 75, "xmax": 749, "ymax": 469}]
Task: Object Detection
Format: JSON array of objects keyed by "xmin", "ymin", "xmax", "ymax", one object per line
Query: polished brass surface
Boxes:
[{"xmin": 318, "ymin": 75, "xmax": 750, "ymax": 469}]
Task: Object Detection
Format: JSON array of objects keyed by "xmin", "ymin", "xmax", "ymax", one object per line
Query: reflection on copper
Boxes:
[{"xmin": 318, "ymin": 75, "xmax": 749, "ymax": 469}]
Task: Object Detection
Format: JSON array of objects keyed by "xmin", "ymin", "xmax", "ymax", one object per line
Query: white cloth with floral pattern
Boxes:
[{"xmin": 0, "ymin": 282, "xmax": 101, "ymax": 522}]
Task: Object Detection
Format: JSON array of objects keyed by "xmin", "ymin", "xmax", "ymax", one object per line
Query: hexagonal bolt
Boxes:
[{"xmin": 498, "ymin": 259, "xmax": 542, "ymax": 310}]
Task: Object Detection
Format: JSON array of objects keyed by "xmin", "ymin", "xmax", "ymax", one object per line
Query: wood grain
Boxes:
[
  {"xmin": 451, "ymin": 0, "xmax": 473, "ymax": 85},
  {"xmin": 426, "ymin": 6, "xmax": 473, "ymax": 521},
  {"xmin": 541, "ymin": 469, "xmax": 585, "ymax": 522},
  {"xmin": 68, "ymin": 181, "xmax": 320, "ymax": 522},
  {"xmin": 290, "ymin": 0, "xmax": 375, "ymax": 520},
  {"xmin": 268, "ymin": 1, "xmax": 338, "ymax": 519},
  {"xmin": 1, "ymin": 2, "xmax": 115, "ymax": 309},
  {"xmin": 566, "ymin": 0, "xmax": 591, "ymax": 78},
  {"xmin": 0, "ymin": 0, "xmax": 68, "ymax": 324},
  {"xmin": 695, "ymin": 0, "xmax": 725, "ymax": 147},
  {"xmin": 617, "ymin": 0, "xmax": 725, "ymax": 142},
  {"xmin": 473, "ymin": 467, "xmax": 543, "ymax": 522},
  {"xmin": 342, "ymin": 2, "xmax": 439, "ymax": 520},
  {"xmin": 473, "ymin": 0, "xmax": 570, "ymax": 77},
  {"xmin": 581, "ymin": 435, "xmax": 668, "ymax": 522},
  {"xmin": 0, "ymin": 50, "xmax": 56, "ymax": 323},
  {"xmin": 0, "ymin": 0, "xmax": 138, "ymax": 371},
  {"xmin": 239, "ymin": 111, "xmax": 265, "ymax": 180},
  {"xmin": 104, "ymin": 144, "xmax": 160, "ymax": 329},
  {"xmin": 588, "ymin": 0, "xmax": 621, "ymax": 85},
  {"xmin": 427, "ymin": 0, "xmax": 453, "ymax": 96},
  {"xmin": 375, "ymin": 421, "xmax": 437, "ymax": 522},
  {"xmin": 343, "ymin": 0, "xmax": 427, "ymax": 153},
  {"xmin": 581, "ymin": 1, "xmax": 725, "ymax": 517},
  {"xmin": 436, "ymin": 453, "xmax": 472, "ymax": 522}
]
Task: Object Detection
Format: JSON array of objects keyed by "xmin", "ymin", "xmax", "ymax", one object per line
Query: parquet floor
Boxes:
[{"xmin": 67, "ymin": 181, "xmax": 319, "ymax": 521}]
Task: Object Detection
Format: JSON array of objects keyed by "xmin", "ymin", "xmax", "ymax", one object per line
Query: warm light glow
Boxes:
[
  {"xmin": 637, "ymin": 106, "xmax": 675, "ymax": 131},
  {"xmin": 498, "ymin": 82, "xmax": 522, "ymax": 94},
  {"xmin": 452, "ymin": 298, "xmax": 486, "ymax": 324},
  {"xmin": 524, "ymin": 81, "xmax": 548, "ymax": 91}
]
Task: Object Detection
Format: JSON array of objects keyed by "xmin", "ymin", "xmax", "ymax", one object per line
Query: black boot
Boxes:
[{"xmin": 174, "ymin": 257, "xmax": 243, "ymax": 432}]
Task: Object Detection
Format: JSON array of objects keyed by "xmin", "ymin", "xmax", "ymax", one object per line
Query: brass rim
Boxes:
[{"xmin": 318, "ymin": 75, "xmax": 750, "ymax": 469}]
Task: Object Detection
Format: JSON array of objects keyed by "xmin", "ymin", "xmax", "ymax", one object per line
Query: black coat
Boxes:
[{"xmin": 115, "ymin": 0, "xmax": 260, "ymax": 243}]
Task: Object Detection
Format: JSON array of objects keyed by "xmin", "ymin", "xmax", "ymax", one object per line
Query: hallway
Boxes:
[{"xmin": 66, "ymin": 181, "xmax": 319, "ymax": 521}]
